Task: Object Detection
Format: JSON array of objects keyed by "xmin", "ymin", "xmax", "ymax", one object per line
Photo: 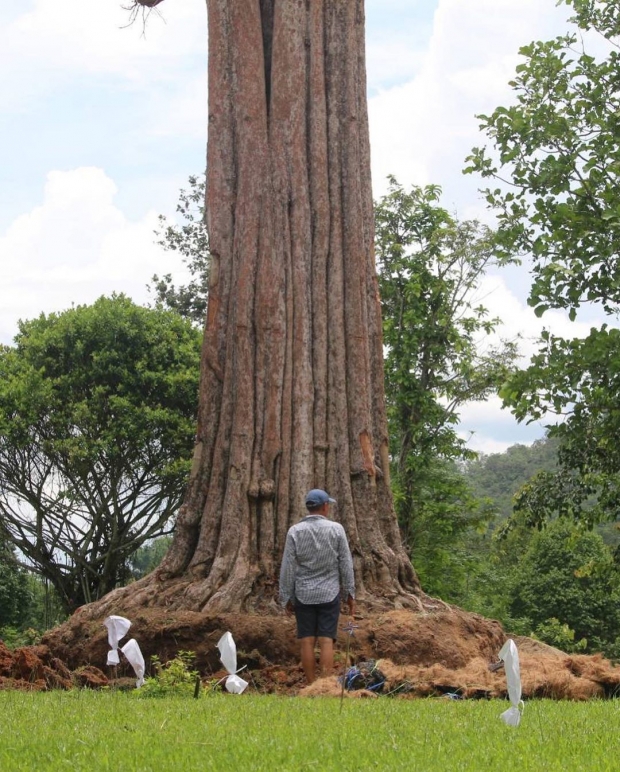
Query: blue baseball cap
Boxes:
[{"xmin": 305, "ymin": 489, "xmax": 336, "ymax": 508}]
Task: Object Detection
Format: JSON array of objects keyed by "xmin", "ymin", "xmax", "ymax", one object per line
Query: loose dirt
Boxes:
[{"xmin": 0, "ymin": 605, "xmax": 606, "ymax": 700}]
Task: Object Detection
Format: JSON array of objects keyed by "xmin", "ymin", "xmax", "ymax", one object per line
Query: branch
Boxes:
[{"xmin": 122, "ymin": 0, "xmax": 165, "ymax": 31}]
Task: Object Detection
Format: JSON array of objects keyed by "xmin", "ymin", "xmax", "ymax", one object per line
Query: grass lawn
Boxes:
[{"xmin": 0, "ymin": 692, "xmax": 619, "ymax": 771}]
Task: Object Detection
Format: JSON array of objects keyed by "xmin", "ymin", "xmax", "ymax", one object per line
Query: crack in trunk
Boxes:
[{"xmin": 260, "ymin": 0, "xmax": 275, "ymax": 114}]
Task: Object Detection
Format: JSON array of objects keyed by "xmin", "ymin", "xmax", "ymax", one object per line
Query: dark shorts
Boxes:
[{"xmin": 294, "ymin": 594, "xmax": 340, "ymax": 640}]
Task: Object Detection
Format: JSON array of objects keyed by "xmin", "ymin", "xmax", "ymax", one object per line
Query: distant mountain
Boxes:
[{"xmin": 463, "ymin": 436, "xmax": 559, "ymax": 521}]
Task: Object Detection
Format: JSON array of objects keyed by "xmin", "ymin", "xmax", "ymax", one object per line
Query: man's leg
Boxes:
[
  {"xmin": 317, "ymin": 636, "xmax": 334, "ymax": 676},
  {"xmin": 299, "ymin": 636, "xmax": 317, "ymax": 683},
  {"xmin": 316, "ymin": 595, "xmax": 340, "ymax": 678},
  {"xmin": 294, "ymin": 600, "xmax": 319, "ymax": 684}
]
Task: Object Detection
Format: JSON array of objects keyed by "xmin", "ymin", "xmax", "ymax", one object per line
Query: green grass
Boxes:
[{"xmin": 0, "ymin": 692, "xmax": 619, "ymax": 771}]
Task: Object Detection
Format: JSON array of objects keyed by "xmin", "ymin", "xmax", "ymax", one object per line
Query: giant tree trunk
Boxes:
[{"xmin": 116, "ymin": 0, "xmax": 420, "ymax": 614}]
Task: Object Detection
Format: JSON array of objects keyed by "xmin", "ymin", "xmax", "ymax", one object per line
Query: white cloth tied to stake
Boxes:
[
  {"xmin": 104, "ymin": 615, "xmax": 131, "ymax": 666},
  {"xmin": 216, "ymin": 631, "xmax": 248, "ymax": 694},
  {"xmin": 103, "ymin": 615, "xmax": 145, "ymax": 688},
  {"xmin": 498, "ymin": 639, "xmax": 524, "ymax": 727},
  {"xmin": 121, "ymin": 638, "xmax": 145, "ymax": 688}
]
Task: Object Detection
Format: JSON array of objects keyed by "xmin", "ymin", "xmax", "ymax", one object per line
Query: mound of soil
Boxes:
[
  {"xmin": 41, "ymin": 606, "xmax": 504, "ymax": 674},
  {"xmin": 0, "ymin": 640, "xmax": 107, "ymax": 692},
  {"xmin": 34, "ymin": 604, "xmax": 620, "ymax": 700}
]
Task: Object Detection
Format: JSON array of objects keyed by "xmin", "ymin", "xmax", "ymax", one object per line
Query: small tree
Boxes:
[
  {"xmin": 375, "ymin": 180, "xmax": 518, "ymax": 590},
  {"xmin": 0, "ymin": 295, "xmax": 201, "ymax": 612}
]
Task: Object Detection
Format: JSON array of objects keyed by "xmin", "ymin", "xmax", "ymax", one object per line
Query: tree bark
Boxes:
[{"xmin": 126, "ymin": 0, "xmax": 421, "ymax": 613}]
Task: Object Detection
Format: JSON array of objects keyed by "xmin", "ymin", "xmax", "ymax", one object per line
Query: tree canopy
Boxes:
[
  {"xmin": 0, "ymin": 295, "xmax": 201, "ymax": 611},
  {"xmin": 455, "ymin": 437, "xmax": 620, "ymax": 656},
  {"xmin": 509, "ymin": 519, "xmax": 620, "ymax": 652}
]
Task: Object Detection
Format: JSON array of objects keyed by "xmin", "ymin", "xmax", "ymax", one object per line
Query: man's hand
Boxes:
[
  {"xmin": 285, "ymin": 600, "xmax": 295, "ymax": 616},
  {"xmin": 347, "ymin": 595, "xmax": 356, "ymax": 616}
]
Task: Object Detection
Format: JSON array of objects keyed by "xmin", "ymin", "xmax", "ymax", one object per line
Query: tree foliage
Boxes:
[
  {"xmin": 0, "ymin": 295, "xmax": 201, "ymax": 611},
  {"xmin": 509, "ymin": 519, "xmax": 620, "ymax": 653},
  {"xmin": 465, "ymin": 0, "xmax": 620, "ymax": 527},
  {"xmin": 375, "ymin": 180, "xmax": 518, "ymax": 599},
  {"xmin": 149, "ymin": 175, "xmax": 210, "ymax": 326},
  {"xmin": 466, "ymin": 1, "xmax": 620, "ymax": 317},
  {"xmin": 458, "ymin": 436, "xmax": 620, "ymax": 656},
  {"xmin": 0, "ymin": 537, "xmax": 32, "ymax": 629}
]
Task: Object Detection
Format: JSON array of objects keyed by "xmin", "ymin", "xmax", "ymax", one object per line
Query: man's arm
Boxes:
[
  {"xmin": 337, "ymin": 526, "xmax": 355, "ymax": 614},
  {"xmin": 279, "ymin": 531, "xmax": 296, "ymax": 607}
]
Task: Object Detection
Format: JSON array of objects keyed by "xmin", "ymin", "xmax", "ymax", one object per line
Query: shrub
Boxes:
[{"xmin": 137, "ymin": 650, "xmax": 201, "ymax": 698}]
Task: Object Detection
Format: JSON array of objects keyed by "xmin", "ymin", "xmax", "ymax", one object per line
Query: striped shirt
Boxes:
[{"xmin": 279, "ymin": 515, "xmax": 356, "ymax": 606}]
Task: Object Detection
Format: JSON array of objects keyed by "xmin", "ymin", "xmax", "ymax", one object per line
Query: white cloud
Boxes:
[
  {"xmin": 475, "ymin": 273, "xmax": 598, "ymax": 359},
  {"xmin": 460, "ymin": 434, "xmax": 526, "ymax": 456},
  {"xmin": 366, "ymin": 38, "xmax": 424, "ymax": 92},
  {"xmin": 369, "ymin": 0, "xmax": 570, "ymax": 202},
  {"xmin": 457, "ymin": 396, "xmax": 546, "ymax": 455},
  {"xmin": 148, "ymin": 74, "xmax": 208, "ymax": 140},
  {"xmin": 0, "ymin": 167, "xmax": 188, "ymax": 344}
]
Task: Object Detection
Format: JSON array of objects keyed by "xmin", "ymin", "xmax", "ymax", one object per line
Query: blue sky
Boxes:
[{"xmin": 0, "ymin": 0, "xmax": 587, "ymax": 453}]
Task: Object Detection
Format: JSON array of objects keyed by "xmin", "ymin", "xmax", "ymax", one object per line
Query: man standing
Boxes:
[{"xmin": 279, "ymin": 489, "xmax": 356, "ymax": 683}]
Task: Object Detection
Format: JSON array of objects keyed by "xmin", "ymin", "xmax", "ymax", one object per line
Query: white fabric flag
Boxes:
[
  {"xmin": 225, "ymin": 674, "xmax": 249, "ymax": 694},
  {"xmin": 104, "ymin": 615, "xmax": 131, "ymax": 666},
  {"xmin": 498, "ymin": 639, "xmax": 524, "ymax": 727},
  {"xmin": 121, "ymin": 638, "xmax": 145, "ymax": 688},
  {"xmin": 216, "ymin": 632, "xmax": 248, "ymax": 694}
]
